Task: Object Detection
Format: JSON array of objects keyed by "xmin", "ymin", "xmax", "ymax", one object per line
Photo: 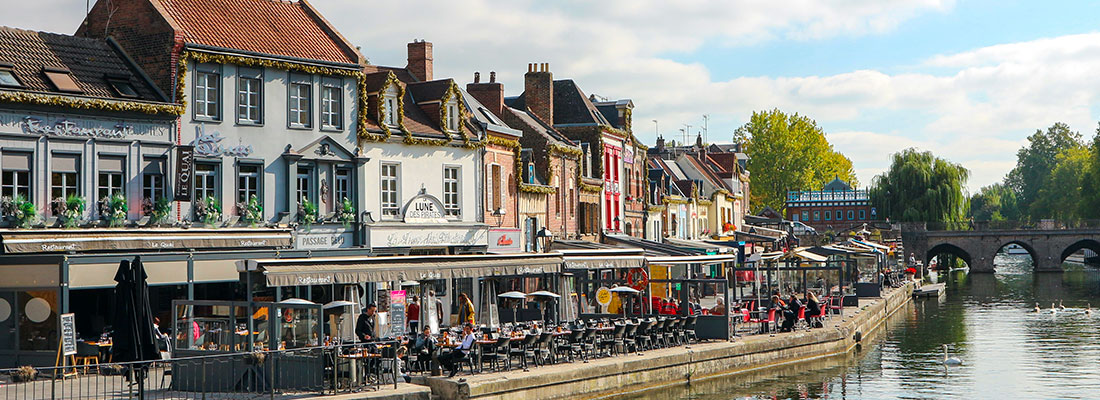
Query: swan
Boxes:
[
  {"xmin": 1033, "ymin": 303, "xmax": 1041, "ymax": 313},
  {"xmin": 942, "ymin": 344, "xmax": 962, "ymax": 366},
  {"xmin": 1059, "ymin": 300, "xmax": 1066, "ymax": 310},
  {"xmin": 1086, "ymin": 303, "xmax": 1092, "ymax": 316},
  {"xmin": 1050, "ymin": 303, "xmax": 1058, "ymax": 314}
]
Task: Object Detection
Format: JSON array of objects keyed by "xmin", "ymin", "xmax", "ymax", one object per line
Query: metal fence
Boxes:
[{"xmin": 0, "ymin": 341, "xmax": 400, "ymax": 399}]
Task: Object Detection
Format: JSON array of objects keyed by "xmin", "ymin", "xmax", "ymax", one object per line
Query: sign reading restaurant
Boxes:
[{"xmin": 0, "ymin": 112, "xmax": 170, "ymax": 139}]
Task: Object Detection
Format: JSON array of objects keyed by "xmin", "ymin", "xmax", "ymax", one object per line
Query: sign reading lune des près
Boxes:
[{"xmin": 402, "ymin": 192, "xmax": 448, "ymax": 224}]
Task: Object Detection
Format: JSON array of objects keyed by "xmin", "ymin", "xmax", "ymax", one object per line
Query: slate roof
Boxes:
[
  {"xmin": 823, "ymin": 177, "xmax": 853, "ymax": 191},
  {"xmin": 156, "ymin": 0, "xmax": 360, "ymax": 65},
  {"xmin": 502, "ymin": 105, "xmax": 578, "ymax": 148},
  {"xmin": 0, "ymin": 26, "xmax": 165, "ymax": 102},
  {"xmin": 508, "ymin": 79, "xmax": 611, "ymax": 126}
]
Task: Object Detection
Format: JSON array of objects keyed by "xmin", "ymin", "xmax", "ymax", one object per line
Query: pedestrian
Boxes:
[
  {"xmin": 355, "ymin": 304, "xmax": 377, "ymax": 342},
  {"xmin": 429, "ymin": 290, "xmax": 444, "ymax": 328},
  {"xmin": 407, "ymin": 295, "xmax": 421, "ymax": 333},
  {"xmin": 456, "ymin": 293, "xmax": 476, "ymax": 326}
]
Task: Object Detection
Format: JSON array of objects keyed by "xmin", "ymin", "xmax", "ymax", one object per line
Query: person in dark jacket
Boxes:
[
  {"xmin": 355, "ymin": 304, "xmax": 377, "ymax": 342},
  {"xmin": 804, "ymin": 292, "xmax": 823, "ymax": 328},
  {"xmin": 781, "ymin": 295, "xmax": 803, "ymax": 332}
]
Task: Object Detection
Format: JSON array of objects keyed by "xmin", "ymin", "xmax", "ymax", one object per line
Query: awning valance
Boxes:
[
  {"xmin": 563, "ymin": 255, "xmax": 646, "ymax": 270},
  {"xmin": 664, "ymin": 238, "xmax": 737, "ymax": 254},
  {"xmin": 646, "ymin": 254, "xmax": 737, "ymax": 265},
  {"xmin": 244, "ymin": 253, "xmax": 564, "ymax": 287},
  {"xmin": 0, "ymin": 228, "xmax": 293, "ymax": 254}
]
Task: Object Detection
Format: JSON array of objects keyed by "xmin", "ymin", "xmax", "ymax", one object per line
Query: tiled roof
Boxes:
[
  {"xmin": 502, "ymin": 106, "xmax": 578, "ymax": 148},
  {"xmin": 0, "ymin": 26, "xmax": 164, "ymax": 102},
  {"xmin": 509, "ymin": 79, "xmax": 612, "ymax": 126},
  {"xmin": 157, "ymin": 0, "xmax": 359, "ymax": 65}
]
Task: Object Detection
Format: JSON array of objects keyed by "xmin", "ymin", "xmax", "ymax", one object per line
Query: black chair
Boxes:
[
  {"xmin": 580, "ymin": 327, "xmax": 599, "ymax": 361},
  {"xmin": 684, "ymin": 315, "xmax": 698, "ymax": 343},
  {"xmin": 621, "ymin": 322, "xmax": 638, "ymax": 353},
  {"xmin": 563, "ymin": 328, "xmax": 585, "ymax": 362},
  {"xmin": 482, "ymin": 337, "xmax": 510, "ymax": 371},
  {"xmin": 509, "ymin": 334, "xmax": 538, "ymax": 370},
  {"xmin": 649, "ymin": 318, "xmax": 667, "ymax": 348},
  {"xmin": 534, "ymin": 332, "xmax": 554, "ymax": 365},
  {"xmin": 605, "ymin": 324, "xmax": 627, "ymax": 356},
  {"xmin": 635, "ymin": 319, "xmax": 655, "ymax": 351}
]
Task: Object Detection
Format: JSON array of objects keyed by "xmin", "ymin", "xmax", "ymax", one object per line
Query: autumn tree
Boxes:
[{"xmin": 733, "ymin": 109, "xmax": 856, "ymax": 213}]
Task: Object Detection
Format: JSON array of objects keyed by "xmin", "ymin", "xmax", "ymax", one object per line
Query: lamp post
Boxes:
[{"xmin": 536, "ymin": 227, "xmax": 554, "ymax": 253}]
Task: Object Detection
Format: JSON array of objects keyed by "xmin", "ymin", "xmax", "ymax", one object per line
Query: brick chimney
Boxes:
[
  {"xmin": 466, "ymin": 71, "xmax": 504, "ymax": 118},
  {"xmin": 524, "ymin": 63, "xmax": 553, "ymax": 124},
  {"xmin": 407, "ymin": 40, "xmax": 433, "ymax": 81}
]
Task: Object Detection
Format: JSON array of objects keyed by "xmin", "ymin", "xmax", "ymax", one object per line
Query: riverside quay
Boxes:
[{"xmin": 0, "ymin": 0, "xmax": 921, "ymax": 399}]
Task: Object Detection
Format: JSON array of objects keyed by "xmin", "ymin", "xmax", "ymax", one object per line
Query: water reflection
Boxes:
[{"xmin": 621, "ymin": 254, "xmax": 1100, "ymax": 399}]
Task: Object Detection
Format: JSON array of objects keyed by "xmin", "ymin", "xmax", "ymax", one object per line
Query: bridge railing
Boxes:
[{"xmin": 924, "ymin": 220, "xmax": 1100, "ymax": 231}]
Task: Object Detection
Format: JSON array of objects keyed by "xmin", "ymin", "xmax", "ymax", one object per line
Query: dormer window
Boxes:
[
  {"xmin": 0, "ymin": 69, "xmax": 20, "ymax": 87},
  {"xmin": 445, "ymin": 102, "xmax": 459, "ymax": 132},
  {"xmin": 383, "ymin": 87, "xmax": 399, "ymax": 127},
  {"xmin": 43, "ymin": 68, "xmax": 81, "ymax": 93},
  {"xmin": 109, "ymin": 80, "xmax": 138, "ymax": 98}
]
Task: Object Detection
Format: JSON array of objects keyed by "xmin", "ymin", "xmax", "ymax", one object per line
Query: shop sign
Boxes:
[
  {"xmin": 295, "ymin": 228, "xmax": 354, "ymax": 250},
  {"xmin": 174, "ymin": 146, "xmax": 194, "ymax": 201},
  {"xmin": 14, "ymin": 115, "xmax": 168, "ymax": 139},
  {"xmin": 366, "ymin": 224, "xmax": 488, "ymax": 249},
  {"xmin": 623, "ymin": 145, "xmax": 634, "ymax": 164},
  {"xmin": 191, "ymin": 125, "xmax": 252, "ymax": 157},
  {"xmin": 388, "ymin": 290, "xmax": 406, "ymax": 337},
  {"xmin": 402, "ymin": 191, "xmax": 447, "ymax": 224},
  {"xmin": 487, "ymin": 228, "xmax": 522, "ymax": 253},
  {"xmin": 595, "ymin": 287, "xmax": 612, "ymax": 306},
  {"xmin": 60, "ymin": 313, "xmax": 77, "ymax": 356}
]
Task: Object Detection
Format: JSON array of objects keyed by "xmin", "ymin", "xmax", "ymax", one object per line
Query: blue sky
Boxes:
[{"xmin": 6, "ymin": 0, "xmax": 1100, "ymax": 192}]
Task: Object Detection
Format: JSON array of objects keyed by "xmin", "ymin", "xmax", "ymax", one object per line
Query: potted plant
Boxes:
[
  {"xmin": 2, "ymin": 195, "xmax": 37, "ymax": 228},
  {"xmin": 99, "ymin": 194, "xmax": 128, "ymax": 227},
  {"xmin": 297, "ymin": 198, "xmax": 318, "ymax": 228},
  {"xmin": 237, "ymin": 194, "xmax": 264, "ymax": 227},
  {"xmin": 335, "ymin": 197, "xmax": 356, "ymax": 228},
  {"xmin": 53, "ymin": 194, "xmax": 86, "ymax": 228},
  {"xmin": 11, "ymin": 365, "xmax": 37, "ymax": 382},
  {"xmin": 149, "ymin": 197, "xmax": 171, "ymax": 225},
  {"xmin": 195, "ymin": 196, "xmax": 222, "ymax": 227}
]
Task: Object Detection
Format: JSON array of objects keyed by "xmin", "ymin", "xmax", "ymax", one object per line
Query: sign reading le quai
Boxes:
[{"xmin": 174, "ymin": 146, "xmax": 194, "ymax": 201}]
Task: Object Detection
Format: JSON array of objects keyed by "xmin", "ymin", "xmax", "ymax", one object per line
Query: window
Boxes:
[
  {"xmin": 859, "ymin": 209, "xmax": 866, "ymax": 220},
  {"xmin": 44, "ymin": 70, "xmax": 81, "ymax": 93},
  {"xmin": 445, "ymin": 102, "xmax": 459, "ymax": 132},
  {"xmin": 443, "ymin": 166, "xmax": 460, "ymax": 217},
  {"xmin": 289, "ymin": 79, "xmax": 311, "ymax": 128},
  {"xmin": 237, "ymin": 70, "xmax": 262, "ymax": 124},
  {"xmin": 97, "ymin": 157, "xmax": 125, "ymax": 200},
  {"xmin": 237, "ymin": 164, "xmax": 260, "ymax": 203},
  {"xmin": 488, "ymin": 164, "xmax": 502, "ymax": 212},
  {"xmin": 792, "ymin": 214, "xmax": 799, "ymax": 222},
  {"xmin": 848, "ymin": 210, "xmax": 854, "ymax": 220},
  {"xmin": 321, "ymin": 85, "xmax": 342, "ymax": 130},
  {"xmin": 335, "ymin": 168, "xmax": 351, "ymax": 203},
  {"xmin": 0, "ymin": 69, "xmax": 19, "ymax": 87},
  {"xmin": 802, "ymin": 211, "xmax": 809, "ymax": 221},
  {"xmin": 836, "ymin": 210, "xmax": 843, "ymax": 220},
  {"xmin": 296, "ymin": 166, "xmax": 313, "ymax": 204},
  {"xmin": 109, "ymin": 80, "xmax": 138, "ymax": 98},
  {"xmin": 580, "ymin": 143, "xmax": 592, "ymax": 178},
  {"xmin": 383, "ymin": 91, "xmax": 399, "ymax": 127},
  {"xmin": 141, "ymin": 157, "xmax": 165, "ymax": 203},
  {"xmin": 194, "ymin": 163, "xmax": 218, "ymax": 202},
  {"xmin": 1, "ymin": 152, "xmax": 30, "ymax": 199},
  {"xmin": 194, "ymin": 67, "xmax": 220, "ymax": 120},
  {"xmin": 814, "ymin": 211, "xmax": 821, "ymax": 221},
  {"xmin": 381, "ymin": 163, "xmax": 400, "ymax": 217},
  {"xmin": 51, "ymin": 154, "xmax": 79, "ymax": 203}
]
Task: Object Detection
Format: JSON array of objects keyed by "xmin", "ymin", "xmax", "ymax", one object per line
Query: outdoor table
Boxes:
[
  {"xmin": 86, "ymin": 340, "xmax": 113, "ymax": 362},
  {"xmin": 337, "ymin": 352, "xmax": 370, "ymax": 391},
  {"xmin": 751, "ymin": 309, "xmax": 771, "ymax": 334},
  {"xmin": 475, "ymin": 339, "xmax": 496, "ymax": 372}
]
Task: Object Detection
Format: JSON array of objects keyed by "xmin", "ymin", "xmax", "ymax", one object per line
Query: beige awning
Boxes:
[
  {"xmin": 0, "ymin": 228, "xmax": 293, "ymax": 254},
  {"xmin": 646, "ymin": 254, "xmax": 737, "ymax": 265},
  {"xmin": 245, "ymin": 253, "xmax": 564, "ymax": 287}
]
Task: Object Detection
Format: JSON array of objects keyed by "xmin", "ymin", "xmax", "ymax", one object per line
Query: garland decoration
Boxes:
[
  {"xmin": 697, "ymin": 198, "xmax": 713, "ymax": 206},
  {"xmin": 0, "ymin": 91, "xmax": 183, "ymax": 116},
  {"xmin": 519, "ymin": 183, "xmax": 557, "ymax": 194},
  {"xmin": 578, "ymin": 176, "xmax": 603, "ymax": 193},
  {"xmin": 663, "ymin": 197, "xmax": 690, "ymax": 205},
  {"xmin": 549, "ymin": 143, "xmax": 582, "ymax": 158},
  {"xmin": 439, "ymin": 82, "xmax": 467, "ymax": 145}
]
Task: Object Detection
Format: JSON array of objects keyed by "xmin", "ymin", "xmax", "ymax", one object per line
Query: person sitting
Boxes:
[
  {"xmin": 410, "ymin": 326, "xmax": 437, "ymax": 372},
  {"xmin": 804, "ymin": 292, "xmax": 823, "ymax": 328},
  {"xmin": 780, "ymin": 294, "xmax": 803, "ymax": 332},
  {"xmin": 710, "ymin": 297, "xmax": 727, "ymax": 316},
  {"xmin": 439, "ymin": 323, "xmax": 476, "ymax": 378}
]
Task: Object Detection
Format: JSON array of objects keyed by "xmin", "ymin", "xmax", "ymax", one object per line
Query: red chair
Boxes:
[
  {"xmin": 796, "ymin": 306, "xmax": 807, "ymax": 329},
  {"xmin": 748, "ymin": 309, "xmax": 776, "ymax": 333}
]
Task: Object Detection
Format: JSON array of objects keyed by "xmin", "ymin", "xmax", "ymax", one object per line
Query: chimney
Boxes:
[
  {"xmin": 407, "ymin": 40, "xmax": 433, "ymax": 81},
  {"xmin": 467, "ymin": 71, "xmax": 504, "ymax": 118},
  {"xmin": 525, "ymin": 62, "xmax": 553, "ymax": 124},
  {"xmin": 656, "ymin": 135, "xmax": 665, "ymax": 151}
]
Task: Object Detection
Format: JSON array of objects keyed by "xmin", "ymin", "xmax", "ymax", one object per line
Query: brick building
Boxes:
[{"xmin": 785, "ymin": 178, "xmax": 872, "ymax": 232}]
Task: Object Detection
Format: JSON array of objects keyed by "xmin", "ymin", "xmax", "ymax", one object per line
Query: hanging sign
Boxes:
[
  {"xmin": 174, "ymin": 145, "xmax": 194, "ymax": 201},
  {"xmin": 402, "ymin": 190, "xmax": 448, "ymax": 223}
]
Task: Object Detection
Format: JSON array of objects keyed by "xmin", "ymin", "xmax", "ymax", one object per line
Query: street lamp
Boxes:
[{"xmin": 536, "ymin": 227, "xmax": 554, "ymax": 253}]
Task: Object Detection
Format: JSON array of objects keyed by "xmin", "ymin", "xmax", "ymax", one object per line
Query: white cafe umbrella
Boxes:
[
  {"xmin": 610, "ymin": 286, "xmax": 641, "ymax": 317},
  {"xmin": 323, "ymin": 300, "xmax": 356, "ymax": 310},
  {"xmin": 498, "ymin": 291, "xmax": 527, "ymax": 323},
  {"xmin": 528, "ymin": 290, "xmax": 561, "ymax": 298},
  {"xmin": 278, "ymin": 298, "xmax": 317, "ymax": 305}
]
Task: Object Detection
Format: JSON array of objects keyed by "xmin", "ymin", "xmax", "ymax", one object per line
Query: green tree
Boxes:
[
  {"xmin": 1005, "ymin": 122, "xmax": 1084, "ymax": 220},
  {"xmin": 1078, "ymin": 126, "xmax": 1100, "ymax": 219},
  {"xmin": 733, "ymin": 109, "xmax": 857, "ymax": 213},
  {"xmin": 969, "ymin": 183, "xmax": 1020, "ymax": 222},
  {"xmin": 1031, "ymin": 146, "xmax": 1088, "ymax": 222},
  {"xmin": 869, "ymin": 148, "xmax": 969, "ymax": 222}
]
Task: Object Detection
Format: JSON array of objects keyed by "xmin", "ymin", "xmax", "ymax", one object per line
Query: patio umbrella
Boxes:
[
  {"xmin": 528, "ymin": 290, "xmax": 560, "ymax": 298},
  {"xmin": 322, "ymin": 300, "xmax": 356, "ymax": 310},
  {"xmin": 610, "ymin": 286, "xmax": 641, "ymax": 317},
  {"xmin": 528, "ymin": 291, "xmax": 560, "ymax": 323},
  {"xmin": 112, "ymin": 256, "xmax": 160, "ymax": 394},
  {"xmin": 278, "ymin": 298, "xmax": 317, "ymax": 305},
  {"xmin": 498, "ymin": 291, "xmax": 527, "ymax": 323}
]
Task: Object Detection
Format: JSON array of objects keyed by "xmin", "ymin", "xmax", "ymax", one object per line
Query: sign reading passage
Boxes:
[
  {"xmin": 174, "ymin": 145, "xmax": 194, "ymax": 201},
  {"xmin": 60, "ymin": 313, "xmax": 76, "ymax": 356}
]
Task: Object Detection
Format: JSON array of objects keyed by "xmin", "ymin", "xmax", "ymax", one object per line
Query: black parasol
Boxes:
[{"xmin": 112, "ymin": 256, "xmax": 161, "ymax": 395}]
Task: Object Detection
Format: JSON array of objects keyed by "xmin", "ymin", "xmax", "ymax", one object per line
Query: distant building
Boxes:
[{"xmin": 785, "ymin": 178, "xmax": 872, "ymax": 232}]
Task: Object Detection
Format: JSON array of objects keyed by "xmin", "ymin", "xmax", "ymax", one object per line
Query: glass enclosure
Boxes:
[{"xmin": 173, "ymin": 300, "xmax": 322, "ymax": 353}]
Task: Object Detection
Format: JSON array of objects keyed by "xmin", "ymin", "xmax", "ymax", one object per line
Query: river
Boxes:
[{"xmin": 619, "ymin": 254, "xmax": 1100, "ymax": 399}]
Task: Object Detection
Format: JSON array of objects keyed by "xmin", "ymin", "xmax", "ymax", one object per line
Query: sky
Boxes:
[{"xmin": 7, "ymin": 0, "xmax": 1100, "ymax": 193}]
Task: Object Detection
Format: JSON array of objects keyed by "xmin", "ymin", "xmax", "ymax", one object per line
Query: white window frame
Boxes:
[
  {"xmin": 194, "ymin": 67, "xmax": 220, "ymax": 121},
  {"xmin": 194, "ymin": 163, "xmax": 219, "ymax": 203},
  {"xmin": 97, "ymin": 171, "xmax": 124, "ymax": 200},
  {"xmin": 53, "ymin": 171, "xmax": 79, "ymax": 201},
  {"xmin": 237, "ymin": 164, "xmax": 260, "ymax": 204},
  {"xmin": 443, "ymin": 165, "xmax": 460, "ymax": 218},
  {"xmin": 321, "ymin": 84, "xmax": 342, "ymax": 130},
  {"xmin": 296, "ymin": 165, "xmax": 314, "ymax": 205},
  {"xmin": 381, "ymin": 162, "xmax": 400, "ymax": 218},
  {"xmin": 335, "ymin": 167, "xmax": 352, "ymax": 204},
  {"xmin": 383, "ymin": 87, "xmax": 399, "ymax": 127},
  {"xmin": 142, "ymin": 172, "xmax": 163, "ymax": 203},
  {"xmin": 237, "ymin": 70, "xmax": 262, "ymax": 124},
  {"xmin": 289, "ymin": 80, "xmax": 312, "ymax": 128},
  {"xmin": 445, "ymin": 101, "xmax": 459, "ymax": 132}
]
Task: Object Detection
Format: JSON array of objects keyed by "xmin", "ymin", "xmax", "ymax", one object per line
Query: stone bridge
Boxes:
[{"xmin": 901, "ymin": 223, "xmax": 1100, "ymax": 272}]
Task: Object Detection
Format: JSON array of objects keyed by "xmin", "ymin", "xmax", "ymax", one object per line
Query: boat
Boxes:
[
  {"xmin": 1003, "ymin": 244, "xmax": 1029, "ymax": 255},
  {"xmin": 914, "ymin": 283, "xmax": 946, "ymax": 298}
]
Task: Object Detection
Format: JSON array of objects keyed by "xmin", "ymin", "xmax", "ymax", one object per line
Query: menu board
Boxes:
[
  {"xmin": 60, "ymin": 313, "xmax": 76, "ymax": 356},
  {"xmin": 388, "ymin": 290, "xmax": 406, "ymax": 337}
]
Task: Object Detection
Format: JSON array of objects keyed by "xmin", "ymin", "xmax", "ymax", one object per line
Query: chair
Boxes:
[
  {"xmin": 620, "ymin": 323, "xmax": 638, "ymax": 353},
  {"xmin": 560, "ymin": 328, "xmax": 585, "ymax": 362},
  {"xmin": 667, "ymin": 317, "xmax": 683, "ymax": 346},
  {"xmin": 534, "ymin": 332, "xmax": 554, "ymax": 365},
  {"xmin": 634, "ymin": 319, "xmax": 655, "ymax": 350},
  {"xmin": 796, "ymin": 306, "xmax": 807, "ymax": 329},
  {"xmin": 747, "ymin": 309, "xmax": 776, "ymax": 334},
  {"xmin": 508, "ymin": 334, "xmax": 538, "ymax": 370},
  {"xmin": 75, "ymin": 342, "xmax": 100, "ymax": 373},
  {"xmin": 602, "ymin": 324, "xmax": 626, "ymax": 356},
  {"xmin": 484, "ymin": 337, "xmax": 511, "ymax": 371},
  {"xmin": 580, "ymin": 328, "xmax": 599, "ymax": 360},
  {"xmin": 649, "ymin": 318, "xmax": 667, "ymax": 348},
  {"xmin": 683, "ymin": 315, "xmax": 698, "ymax": 343}
]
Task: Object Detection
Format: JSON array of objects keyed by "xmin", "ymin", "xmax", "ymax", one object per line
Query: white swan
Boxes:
[
  {"xmin": 1059, "ymin": 300, "xmax": 1066, "ymax": 310},
  {"xmin": 1086, "ymin": 303, "xmax": 1092, "ymax": 316},
  {"xmin": 1050, "ymin": 303, "xmax": 1058, "ymax": 314},
  {"xmin": 1033, "ymin": 303, "xmax": 1041, "ymax": 313},
  {"xmin": 942, "ymin": 344, "xmax": 962, "ymax": 366}
]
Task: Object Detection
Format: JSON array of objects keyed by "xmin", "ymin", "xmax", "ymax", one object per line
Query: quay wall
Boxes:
[{"xmin": 427, "ymin": 282, "xmax": 915, "ymax": 400}]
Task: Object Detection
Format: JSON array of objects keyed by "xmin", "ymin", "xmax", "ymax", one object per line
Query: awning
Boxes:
[
  {"xmin": 559, "ymin": 248, "xmax": 646, "ymax": 270},
  {"xmin": 0, "ymin": 228, "xmax": 293, "ymax": 254},
  {"xmin": 664, "ymin": 238, "xmax": 736, "ymax": 254},
  {"xmin": 779, "ymin": 247, "xmax": 829, "ymax": 263},
  {"xmin": 850, "ymin": 239, "xmax": 888, "ymax": 253},
  {"xmin": 646, "ymin": 254, "xmax": 737, "ymax": 265},
  {"xmin": 243, "ymin": 253, "xmax": 564, "ymax": 287}
]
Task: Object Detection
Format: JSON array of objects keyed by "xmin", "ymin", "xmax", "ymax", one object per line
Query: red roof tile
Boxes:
[{"xmin": 156, "ymin": 0, "xmax": 358, "ymax": 65}]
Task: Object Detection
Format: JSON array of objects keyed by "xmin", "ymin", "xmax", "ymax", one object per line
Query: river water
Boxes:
[{"xmin": 621, "ymin": 254, "xmax": 1100, "ymax": 400}]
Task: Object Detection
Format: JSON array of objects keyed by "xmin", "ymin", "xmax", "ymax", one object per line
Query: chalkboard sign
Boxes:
[
  {"xmin": 388, "ymin": 290, "xmax": 406, "ymax": 337},
  {"xmin": 59, "ymin": 313, "xmax": 76, "ymax": 356}
]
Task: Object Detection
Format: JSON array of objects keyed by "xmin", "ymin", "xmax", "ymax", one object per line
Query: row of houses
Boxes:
[{"xmin": 0, "ymin": 0, "xmax": 757, "ymax": 366}]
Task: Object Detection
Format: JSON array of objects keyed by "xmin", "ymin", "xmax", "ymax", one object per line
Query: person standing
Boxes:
[
  {"xmin": 456, "ymin": 293, "xmax": 476, "ymax": 326},
  {"xmin": 407, "ymin": 296, "xmax": 421, "ymax": 333},
  {"xmin": 355, "ymin": 304, "xmax": 377, "ymax": 342}
]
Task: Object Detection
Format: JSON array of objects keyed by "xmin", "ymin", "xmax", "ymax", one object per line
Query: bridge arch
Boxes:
[
  {"xmin": 1060, "ymin": 239, "xmax": 1100, "ymax": 264},
  {"xmin": 996, "ymin": 240, "xmax": 1038, "ymax": 267},
  {"xmin": 926, "ymin": 243, "xmax": 972, "ymax": 268}
]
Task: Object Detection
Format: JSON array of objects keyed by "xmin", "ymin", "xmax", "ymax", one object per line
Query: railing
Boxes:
[
  {"xmin": 0, "ymin": 341, "xmax": 400, "ymax": 399},
  {"xmin": 786, "ymin": 190, "xmax": 868, "ymax": 202},
  {"xmin": 923, "ymin": 220, "xmax": 1100, "ymax": 232}
]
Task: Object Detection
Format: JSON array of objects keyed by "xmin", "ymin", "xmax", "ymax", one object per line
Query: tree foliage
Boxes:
[
  {"xmin": 968, "ymin": 183, "xmax": 1019, "ymax": 222},
  {"xmin": 733, "ymin": 109, "xmax": 856, "ymax": 213},
  {"xmin": 1005, "ymin": 122, "xmax": 1084, "ymax": 219},
  {"xmin": 869, "ymin": 148, "xmax": 969, "ymax": 222}
]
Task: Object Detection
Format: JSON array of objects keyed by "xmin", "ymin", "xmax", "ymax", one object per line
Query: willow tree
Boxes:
[
  {"xmin": 870, "ymin": 149, "xmax": 969, "ymax": 222},
  {"xmin": 733, "ymin": 109, "xmax": 857, "ymax": 213}
]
